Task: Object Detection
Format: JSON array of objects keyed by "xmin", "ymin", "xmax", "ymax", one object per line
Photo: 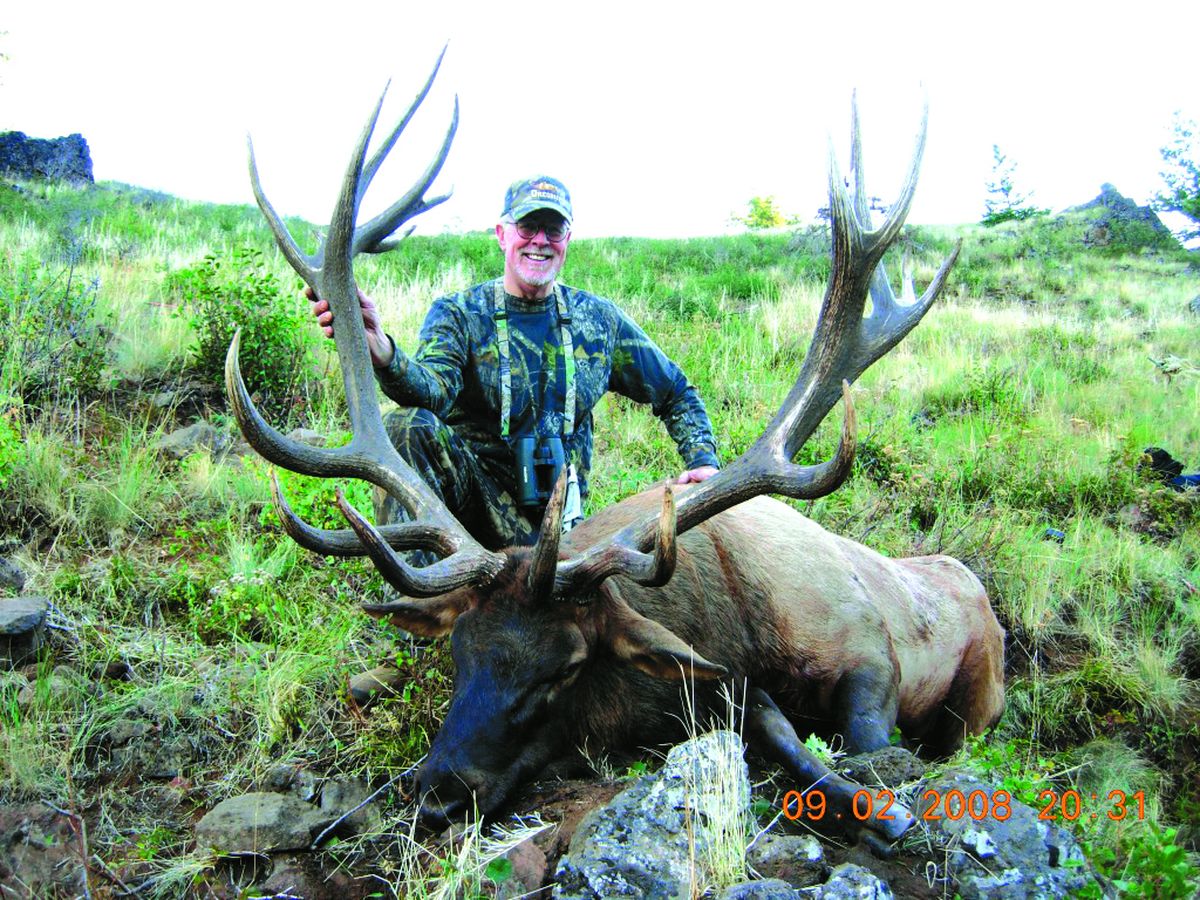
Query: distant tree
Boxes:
[
  {"xmin": 981, "ymin": 144, "xmax": 1047, "ymax": 226},
  {"xmin": 733, "ymin": 195, "xmax": 793, "ymax": 230},
  {"xmin": 1154, "ymin": 112, "xmax": 1200, "ymax": 242}
]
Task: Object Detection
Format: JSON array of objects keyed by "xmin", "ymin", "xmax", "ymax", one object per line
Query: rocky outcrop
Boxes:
[
  {"xmin": 0, "ymin": 132, "xmax": 94, "ymax": 185},
  {"xmin": 1069, "ymin": 184, "xmax": 1176, "ymax": 249}
]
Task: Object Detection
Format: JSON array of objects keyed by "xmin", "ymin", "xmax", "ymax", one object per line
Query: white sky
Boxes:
[{"xmin": 3, "ymin": 2, "xmax": 1197, "ymax": 239}]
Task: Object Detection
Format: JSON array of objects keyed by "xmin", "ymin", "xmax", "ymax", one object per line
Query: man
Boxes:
[{"xmin": 310, "ymin": 175, "xmax": 719, "ymax": 555}]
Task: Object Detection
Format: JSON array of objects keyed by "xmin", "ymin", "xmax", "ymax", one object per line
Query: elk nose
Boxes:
[{"xmin": 418, "ymin": 793, "xmax": 468, "ymax": 831}]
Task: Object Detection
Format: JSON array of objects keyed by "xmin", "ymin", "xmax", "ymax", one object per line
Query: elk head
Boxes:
[{"xmin": 228, "ymin": 53, "xmax": 959, "ymax": 829}]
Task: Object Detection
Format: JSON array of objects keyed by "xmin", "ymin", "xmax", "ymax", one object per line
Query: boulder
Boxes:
[
  {"xmin": 155, "ymin": 421, "xmax": 231, "ymax": 460},
  {"xmin": 919, "ymin": 770, "xmax": 1097, "ymax": 898},
  {"xmin": 718, "ymin": 878, "xmax": 805, "ymax": 899},
  {"xmin": 0, "ymin": 132, "xmax": 94, "ymax": 185},
  {"xmin": 554, "ymin": 730, "xmax": 751, "ymax": 899},
  {"xmin": 809, "ymin": 863, "xmax": 894, "ymax": 899},
  {"xmin": 745, "ymin": 833, "xmax": 825, "ymax": 887},
  {"xmin": 195, "ymin": 792, "xmax": 336, "ymax": 853},
  {"xmin": 0, "ymin": 596, "xmax": 48, "ymax": 667}
]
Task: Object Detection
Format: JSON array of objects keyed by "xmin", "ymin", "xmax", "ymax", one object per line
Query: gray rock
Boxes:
[
  {"xmin": 920, "ymin": 770, "xmax": 1096, "ymax": 898},
  {"xmin": 0, "ymin": 596, "xmax": 48, "ymax": 667},
  {"xmin": 155, "ymin": 421, "xmax": 230, "ymax": 460},
  {"xmin": 554, "ymin": 730, "xmax": 750, "ymax": 899},
  {"xmin": 285, "ymin": 427, "xmax": 328, "ymax": 447},
  {"xmin": 0, "ymin": 803, "xmax": 89, "ymax": 898},
  {"xmin": 1069, "ymin": 184, "xmax": 1176, "ymax": 250},
  {"xmin": 319, "ymin": 777, "xmax": 379, "ymax": 833},
  {"xmin": 1189, "ymin": 295, "xmax": 1200, "ymax": 316},
  {"xmin": 809, "ymin": 863, "xmax": 893, "ymax": 899},
  {"xmin": 0, "ymin": 132, "xmax": 93, "ymax": 185},
  {"xmin": 745, "ymin": 833, "xmax": 825, "ymax": 887},
  {"xmin": 718, "ymin": 877, "xmax": 804, "ymax": 899},
  {"xmin": 195, "ymin": 792, "xmax": 335, "ymax": 853},
  {"xmin": 0, "ymin": 557, "xmax": 25, "ymax": 593}
]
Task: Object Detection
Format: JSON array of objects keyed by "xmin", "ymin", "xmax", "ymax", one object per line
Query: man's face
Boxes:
[{"xmin": 496, "ymin": 210, "xmax": 571, "ymax": 298}]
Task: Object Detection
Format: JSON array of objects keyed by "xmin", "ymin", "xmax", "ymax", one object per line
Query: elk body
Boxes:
[{"xmin": 226, "ymin": 53, "xmax": 1005, "ymax": 846}]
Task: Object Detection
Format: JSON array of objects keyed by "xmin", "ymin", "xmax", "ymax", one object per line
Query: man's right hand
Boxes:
[{"xmin": 305, "ymin": 285, "xmax": 395, "ymax": 369}]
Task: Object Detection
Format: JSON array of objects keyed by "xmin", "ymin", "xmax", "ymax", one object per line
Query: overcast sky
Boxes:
[{"xmin": 4, "ymin": 2, "xmax": 1197, "ymax": 239}]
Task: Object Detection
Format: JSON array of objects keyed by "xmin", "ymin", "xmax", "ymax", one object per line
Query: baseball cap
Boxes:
[{"xmin": 502, "ymin": 176, "xmax": 573, "ymax": 225}]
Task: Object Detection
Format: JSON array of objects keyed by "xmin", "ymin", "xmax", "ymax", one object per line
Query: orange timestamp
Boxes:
[{"xmin": 780, "ymin": 788, "xmax": 1147, "ymax": 824}]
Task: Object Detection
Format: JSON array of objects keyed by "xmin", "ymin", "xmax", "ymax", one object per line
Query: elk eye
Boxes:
[{"xmin": 560, "ymin": 660, "xmax": 583, "ymax": 682}]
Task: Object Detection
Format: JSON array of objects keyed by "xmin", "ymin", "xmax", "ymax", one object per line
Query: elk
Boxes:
[{"xmin": 225, "ymin": 55, "xmax": 1005, "ymax": 846}]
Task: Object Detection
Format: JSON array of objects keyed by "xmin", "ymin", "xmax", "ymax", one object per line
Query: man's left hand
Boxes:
[{"xmin": 676, "ymin": 465, "xmax": 719, "ymax": 484}]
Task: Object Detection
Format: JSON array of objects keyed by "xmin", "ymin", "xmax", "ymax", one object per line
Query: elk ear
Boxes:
[
  {"xmin": 361, "ymin": 590, "xmax": 472, "ymax": 638},
  {"xmin": 602, "ymin": 595, "xmax": 727, "ymax": 681}
]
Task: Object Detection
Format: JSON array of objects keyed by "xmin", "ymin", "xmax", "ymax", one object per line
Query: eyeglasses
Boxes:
[{"xmin": 510, "ymin": 217, "xmax": 570, "ymax": 242}]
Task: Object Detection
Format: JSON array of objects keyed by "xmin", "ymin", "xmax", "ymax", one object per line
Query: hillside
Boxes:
[{"xmin": 1, "ymin": 177, "xmax": 1198, "ymax": 897}]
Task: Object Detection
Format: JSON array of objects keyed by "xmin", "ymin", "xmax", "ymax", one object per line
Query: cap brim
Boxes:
[{"xmin": 510, "ymin": 200, "xmax": 572, "ymax": 225}]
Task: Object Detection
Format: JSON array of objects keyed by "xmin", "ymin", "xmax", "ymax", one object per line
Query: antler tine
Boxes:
[
  {"xmin": 247, "ymin": 137, "xmax": 318, "ymax": 283},
  {"xmin": 269, "ymin": 471, "xmax": 460, "ymax": 558},
  {"xmin": 554, "ymin": 482, "xmax": 677, "ymax": 599},
  {"xmin": 334, "ymin": 489, "xmax": 494, "ymax": 597},
  {"xmin": 528, "ymin": 470, "xmax": 569, "ymax": 599},
  {"xmin": 358, "ymin": 45, "xmax": 447, "ymax": 203},
  {"xmin": 353, "ymin": 96, "xmax": 460, "ymax": 256}
]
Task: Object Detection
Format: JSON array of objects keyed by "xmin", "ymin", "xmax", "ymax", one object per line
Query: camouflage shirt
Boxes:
[{"xmin": 375, "ymin": 279, "xmax": 719, "ymax": 499}]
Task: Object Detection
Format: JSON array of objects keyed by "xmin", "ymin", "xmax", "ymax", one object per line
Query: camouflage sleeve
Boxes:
[
  {"xmin": 607, "ymin": 308, "xmax": 719, "ymax": 470},
  {"xmin": 374, "ymin": 297, "xmax": 468, "ymax": 417}
]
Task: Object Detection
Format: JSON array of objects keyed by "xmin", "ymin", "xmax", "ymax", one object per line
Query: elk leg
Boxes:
[
  {"xmin": 831, "ymin": 664, "xmax": 899, "ymax": 755},
  {"xmin": 744, "ymin": 686, "xmax": 911, "ymax": 844}
]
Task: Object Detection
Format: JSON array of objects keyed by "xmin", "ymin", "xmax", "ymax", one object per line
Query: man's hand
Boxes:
[
  {"xmin": 305, "ymin": 285, "xmax": 394, "ymax": 369},
  {"xmin": 676, "ymin": 465, "xmax": 719, "ymax": 484}
]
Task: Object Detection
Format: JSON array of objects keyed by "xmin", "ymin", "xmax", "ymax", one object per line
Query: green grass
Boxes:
[{"xmin": 0, "ymin": 175, "xmax": 1197, "ymax": 894}]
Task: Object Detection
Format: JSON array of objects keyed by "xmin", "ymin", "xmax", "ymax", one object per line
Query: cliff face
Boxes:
[{"xmin": 0, "ymin": 131, "xmax": 94, "ymax": 185}]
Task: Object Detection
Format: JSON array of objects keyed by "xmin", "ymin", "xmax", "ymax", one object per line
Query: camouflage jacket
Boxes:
[{"xmin": 375, "ymin": 279, "xmax": 719, "ymax": 499}]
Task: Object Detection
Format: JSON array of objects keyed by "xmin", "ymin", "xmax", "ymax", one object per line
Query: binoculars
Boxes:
[{"xmin": 513, "ymin": 436, "xmax": 566, "ymax": 508}]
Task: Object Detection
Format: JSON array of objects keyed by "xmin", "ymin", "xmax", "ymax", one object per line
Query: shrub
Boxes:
[
  {"xmin": 170, "ymin": 246, "xmax": 315, "ymax": 423},
  {"xmin": 0, "ymin": 255, "xmax": 112, "ymax": 402}
]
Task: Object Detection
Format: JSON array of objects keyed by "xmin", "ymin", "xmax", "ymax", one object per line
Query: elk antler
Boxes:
[
  {"xmin": 226, "ymin": 49, "xmax": 506, "ymax": 598},
  {"xmin": 551, "ymin": 95, "xmax": 961, "ymax": 598}
]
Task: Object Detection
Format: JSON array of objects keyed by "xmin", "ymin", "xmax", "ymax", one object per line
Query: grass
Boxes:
[{"xmin": 0, "ymin": 174, "xmax": 1197, "ymax": 894}]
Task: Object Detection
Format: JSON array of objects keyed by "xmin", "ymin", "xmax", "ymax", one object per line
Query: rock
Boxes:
[
  {"xmin": 257, "ymin": 854, "xmax": 360, "ymax": 899},
  {"xmin": 838, "ymin": 746, "xmax": 927, "ymax": 788},
  {"xmin": 195, "ymin": 792, "xmax": 336, "ymax": 853},
  {"xmin": 746, "ymin": 833, "xmax": 826, "ymax": 887},
  {"xmin": 155, "ymin": 421, "xmax": 230, "ymax": 460},
  {"xmin": 554, "ymin": 730, "xmax": 750, "ymax": 899},
  {"xmin": 286, "ymin": 427, "xmax": 328, "ymax": 447},
  {"xmin": 0, "ymin": 803, "xmax": 88, "ymax": 898},
  {"xmin": 0, "ymin": 595, "xmax": 48, "ymax": 667},
  {"xmin": 809, "ymin": 863, "xmax": 893, "ymax": 898},
  {"xmin": 0, "ymin": 132, "xmax": 94, "ymax": 185},
  {"xmin": 718, "ymin": 877, "xmax": 805, "ymax": 899},
  {"xmin": 0, "ymin": 557, "xmax": 25, "ymax": 594},
  {"xmin": 319, "ymin": 777, "xmax": 379, "ymax": 834},
  {"xmin": 496, "ymin": 837, "xmax": 550, "ymax": 899},
  {"xmin": 1189, "ymin": 295, "xmax": 1200, "ymax": 316},
  {"xmin": 920, "ymin": 770, "xmax": 1096, "ymax": 898}
]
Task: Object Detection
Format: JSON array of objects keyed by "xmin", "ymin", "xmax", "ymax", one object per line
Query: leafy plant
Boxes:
[
  {"xmin": 170, "ymin": 246, "xmax": 315, "ymax": 423},
  {"xmin": 732, "ymin": 195, "xmax": 794, "ymax": 230},
  {"xmin": 0, "ymin": 395, "xmax": 21, "ymax": 492},
  {"xmin": 0, "ymin": 255, "xmax": 112, "ymax": 401}
]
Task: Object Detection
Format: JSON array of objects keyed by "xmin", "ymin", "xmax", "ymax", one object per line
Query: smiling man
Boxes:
[{"xmin": 310, "ymin": 175, "xmax": 719, "ymax": 567}]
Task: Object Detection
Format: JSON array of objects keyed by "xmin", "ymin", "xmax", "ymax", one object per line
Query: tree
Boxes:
[
  {"xmin": 733, "ymin": 195, "xmax": 792, "ymax": 230},
  {"xmin": 981, "ymin": 144, "xmax": 1047, "ymax": 226},
  {"xmin": 1154, "ymin": 112, "xmax": 1200, "ymax": 242}
]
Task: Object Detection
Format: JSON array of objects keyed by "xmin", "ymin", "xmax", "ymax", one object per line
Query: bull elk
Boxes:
[{"xmin": 226, "ymin": 54, "xmax": 1005, "ymax": 846}]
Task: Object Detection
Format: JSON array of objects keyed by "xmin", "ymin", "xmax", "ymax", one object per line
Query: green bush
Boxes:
[
  {"xmin": 0, "ymin": 396, "xmax": 22, "ymax": 492},
  {"xmin": 170, "ymin": 246, "xmax": 315, "ymax": 423},
  {"xmin": 0, "ymin": 255, "xmax": 112, "ymax": 401}
]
